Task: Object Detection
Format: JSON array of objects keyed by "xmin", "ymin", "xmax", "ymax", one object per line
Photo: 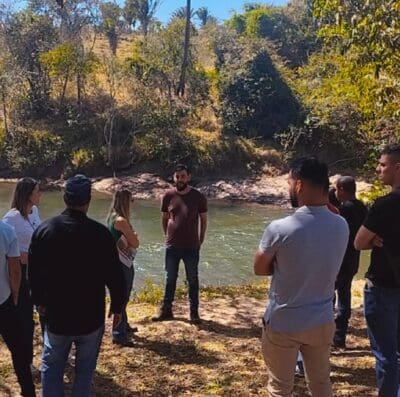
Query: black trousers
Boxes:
[
  {"xmin": 0, "ymin": 295, "xmax": 36, "ymax": 397},
  {"xmin": 18, "ymin": 264, "xmax": 35, "ymax": 364}
]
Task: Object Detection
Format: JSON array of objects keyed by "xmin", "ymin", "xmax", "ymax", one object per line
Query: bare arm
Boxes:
[
  {"xmin": 254, "ymin": 249, "xmax": 275, "ymax": 276},
  {"xmin": 8, "ymin": 256, "xmax": 21, "ymax": 305},
  {"xmin": 354, "ymin": 225, "xmax": 383, "ymax": 250},
  {"xmin": 199, "ymin": 212, "xmax": 208, "ymax": 246},
  {"xmin": 114, "ymin": 217, "xmax": 139, "ymax": 249},
  {"xmin": 162, "ymin": 212, "xmax": 169, "ymax": 236}
]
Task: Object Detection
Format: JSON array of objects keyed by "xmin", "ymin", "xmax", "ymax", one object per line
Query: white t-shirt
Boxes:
[
  {"xmin": 0, "ymin": 221, "xmax": 20, "ymax": 305},
  {"xmin": 3, "ymin": 206, "xmax": 42, "ymax": 253}
]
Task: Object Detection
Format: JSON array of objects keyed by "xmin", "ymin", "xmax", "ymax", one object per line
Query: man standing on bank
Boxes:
[
  {"xmin": 29, "ymin": 174, "xmax": 125, "ymax": 397},
  {"xmin": 153, "ymin": 164, "xmax": 208, "ymax": 323},
  {"xmin": 333, "ymin": 176, "xmax": 367, "ymax": 348},
  {"xmin": 355, "ymin": 144, "xmax": 400, "ymax": 397},
  {"xmin": 254, "ymin": 157, "xmax": 349, "ymax": 397}
]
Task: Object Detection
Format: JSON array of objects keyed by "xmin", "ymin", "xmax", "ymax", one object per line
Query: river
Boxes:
[{"xmin": 0, "ymin": 183, "xmax": 369, "ymax": 289}]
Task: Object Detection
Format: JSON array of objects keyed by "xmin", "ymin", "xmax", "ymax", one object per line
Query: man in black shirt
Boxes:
[
  {"xmin": 29, "ymin": 175, "xmax": 125, "ymax": 397},
  {"xmin": 333, "ymin": 177, "xmax": 367, "ymax": 348},
  {"xmin": 355, "ymin": 144, "xmax": 400, "ymax": 396}
]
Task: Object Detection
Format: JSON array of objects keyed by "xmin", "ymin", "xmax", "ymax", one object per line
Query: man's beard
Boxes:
[
  {"xmin": 176, "ymin": 182, "xmax": 188, "ymax": 191},
  {"xmin": 289, "ymin": 190, "xmax": 299, "ymax": 208}
]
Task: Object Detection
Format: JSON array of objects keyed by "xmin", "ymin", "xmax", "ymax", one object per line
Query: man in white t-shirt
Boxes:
[{"xmin": 0, "ymin": 220, "xmax": 36, "ymax": 396}]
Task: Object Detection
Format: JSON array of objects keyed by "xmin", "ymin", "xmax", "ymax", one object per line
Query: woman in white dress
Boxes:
[{"xmin": 3, "ymin": 177, "xmax": 42, "ymax": 367}]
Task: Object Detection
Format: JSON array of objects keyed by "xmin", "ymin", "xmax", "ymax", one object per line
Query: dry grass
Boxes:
[{"xmin": 0, "ymin": 280, "xmax": 376, "ymax": 396}]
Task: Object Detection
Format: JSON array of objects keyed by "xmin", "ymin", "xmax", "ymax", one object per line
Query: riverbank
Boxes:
[
  {"xmin": 2, "ymin": 172, "xmax": 373, "ymax": 206},
  {"xmin": 0, "ymin": 280, "xmax": 376, "ymax": 396}
]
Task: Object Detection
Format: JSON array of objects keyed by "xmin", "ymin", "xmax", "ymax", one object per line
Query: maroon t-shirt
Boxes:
[{"xmin": 161, "ymin": 188, "xmax": 208, "ymax": 249}]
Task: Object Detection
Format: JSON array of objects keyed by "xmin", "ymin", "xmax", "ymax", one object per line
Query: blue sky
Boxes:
[{"xmin": 157, "ymin": 1, "xmax": 288, "ymax": 23}]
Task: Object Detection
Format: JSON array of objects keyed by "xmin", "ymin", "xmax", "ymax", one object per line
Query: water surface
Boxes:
[{"xmin": 0, "ymin": 183, "xmax": 369, "ymax": 289}]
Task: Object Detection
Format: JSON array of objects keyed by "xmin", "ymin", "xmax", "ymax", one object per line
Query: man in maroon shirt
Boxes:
[{"xmin": 153, "ymin": 164, "xmax": 208, "ymax": 323}]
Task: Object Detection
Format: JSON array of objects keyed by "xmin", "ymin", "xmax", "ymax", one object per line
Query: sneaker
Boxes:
[
  {"xmin": 190, "ymin": 310, "xmax": 201, "ymax": 324},
  {"xmin": 152, "ymin": 308, "xmax": 174, "ymax": 322},
  {"xmin": 112, "ymin": 339, "xmax": 135, "ymax": 347},
  {"xmin": 126, "ymin": 324, "xmax": 138, "ymax": 334},
  {"xmin": 295, "ymin": 361, "xmax": 305, "ymax": 378}
]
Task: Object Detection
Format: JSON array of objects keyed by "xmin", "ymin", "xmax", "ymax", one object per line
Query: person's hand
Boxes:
[
  {"xmin": 372, "ymin": 235, "xmax": 383, "ymax": 247},
  {"xmin": 12, "ymin": 294, "xmax": 18, "ymax": 306}
]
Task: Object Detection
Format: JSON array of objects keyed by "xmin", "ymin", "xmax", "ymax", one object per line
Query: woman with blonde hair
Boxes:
[
  {"xmin": 3, "ymin": 177, "xmax": 42, "ymax": 368},
  {"xmin": 107, "ymin": 187, "xmax": 139, "ymax": 346}
]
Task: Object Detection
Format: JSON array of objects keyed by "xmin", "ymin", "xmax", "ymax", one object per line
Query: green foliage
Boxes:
[
  {"xmin": 71, "ymin": 148, "xmax": 95, "ymax": 170},
  {"xmin": 358, "ymin": 180, "xmax": 390, "ymax": 206},
  {"xmin": 218, "ymin": 49, "xmax": 301, "ymax": 138},
  {"xmin": 3, "ymin": 128, "xmax": 64, "ymax": 175},
  {"xmin": 314, "ymin": 0, "xmax": 400, "ymax": 77}
]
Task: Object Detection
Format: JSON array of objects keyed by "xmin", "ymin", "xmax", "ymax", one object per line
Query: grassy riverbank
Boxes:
[{"xmin": 0, "ymin": 280, "xmax": 375, "ymax": 396}]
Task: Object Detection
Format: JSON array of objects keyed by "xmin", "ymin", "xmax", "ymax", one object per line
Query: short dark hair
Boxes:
[
  {"xmin": 336, "ymin": 176, "xmax": 356, "ymax": 194},
  {"xmin": 289, "ymin": 157, "xmax": 329, "ymax": 191},
  {"xmin": 175, "ymin": 164, "xmax": 190, "ymax": 174},
  {"xmin": 381, "ymin": 144, "xmax": 400, "ymax": 162}
]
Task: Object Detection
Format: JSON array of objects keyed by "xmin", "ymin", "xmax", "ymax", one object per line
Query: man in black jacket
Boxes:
[
  {"xmin": 333, "ymin": 176, "xmax": 367, "ymax": 348},
  {"xmin": 29, "ymin": 174, "xmax": 125, "ymax": 397}
]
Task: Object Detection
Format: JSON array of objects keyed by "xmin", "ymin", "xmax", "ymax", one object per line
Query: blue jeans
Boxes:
[
  {"xmin": 112, "ymin": 264, "xmax": 134, "ymax": 342},
  {"xmin": 364, "ymin": 284, "xmax": 400, "ymax": 397},
  {"xmin": 41, "ymin": 325, "xmax": 104, "ymax": 397},
  {"xmin": 162, "ymin": 247, "xmax": 200, "ymax": 311},
  {"xmin": 334, "ymin": 273, "xmax": 354, "ymax": 343}
]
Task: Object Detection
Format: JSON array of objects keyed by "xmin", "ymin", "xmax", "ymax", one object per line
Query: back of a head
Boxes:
[
  {"xmin": 64, "ymin": 174, "xmax": 92, "ymax": 208},
  {"xmin": 336, "ymin": 176, "xmax": 356, "ymax": 194},
  {"xmin": 289, "ymin": 157, "xmax": 329, "ymax": 191},
  {"xmin": 107, "ymin": 187, "xmax": 131, "ymax": 222}
]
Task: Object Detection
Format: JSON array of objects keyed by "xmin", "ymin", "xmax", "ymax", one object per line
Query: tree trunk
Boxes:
[
  {"xmin": 176, "ymin": 0, "xmax": 191, "ymax": 97},
  {"xmin": 0, "ymin": 82, "xmax": 8, "ymax": 134}
]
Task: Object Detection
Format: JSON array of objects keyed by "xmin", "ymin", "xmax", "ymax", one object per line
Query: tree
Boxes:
[
  {"xmin": 123, "ymin": 0, "xmax": 159, "ymax": 38},
  {"xmin": 196, "ymin": 7, "xmax": 216, "ymax": 27},
  {"xmin": 100, "ymin": 2, "xmax": 122, "ymax": 55},
  {"xmin": 176, "ymin": 0, "xmax": 191, "ymax": 97},
  {"xmin": 5, "ymin": 10, "xmax": 57, "ymax": 115},
  {"xmin": 314, "ymin": 0, "xmax": 400, "ymax": 77}
]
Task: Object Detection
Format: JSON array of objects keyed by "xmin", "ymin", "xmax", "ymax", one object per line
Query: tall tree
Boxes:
[
  {"xmin": 196, "ymin": 7, "xmax": 216, "ymax": 27},
  {"xmin": 123, "ymin": 0, "xmax": 159, "ymax": 38},
  {"xmin": 100, "ymin": 2, "xmax": 121, "ymax": 55},
  {"xmin": 176, "ymin": 0, "xmax": 191, "ymax": 97}
]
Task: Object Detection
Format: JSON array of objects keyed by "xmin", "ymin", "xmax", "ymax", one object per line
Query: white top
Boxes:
[
  {"xmin": 3, "ymin": 206, "xmax": 42, "ymax": 253},
  {"xmin": 0, "ymin": 221, "xmax": 20, "ymax": 305}
]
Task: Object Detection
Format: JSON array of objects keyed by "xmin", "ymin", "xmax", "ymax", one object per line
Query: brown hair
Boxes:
[
  {"xmin": 11, "ymin": 177, "xmax": 39, "ymax": 218},
  {"xmin": 106, "ymin": 188, "xmax": 132, "ymax": 225}
]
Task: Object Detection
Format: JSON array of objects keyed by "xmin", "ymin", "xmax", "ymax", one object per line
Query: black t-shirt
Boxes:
[
  {"xmin": 28, "ymin": 209, "xmax": 125, "ymax": 335},
  {"xmin": 338, "ymin": 199, "xmax": 368, "ymax": 276},
  {"xmin": 364, "ymin": 191, "xmax": 400, "ymax": 288}
]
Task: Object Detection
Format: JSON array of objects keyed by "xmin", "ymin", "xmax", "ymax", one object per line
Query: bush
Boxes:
[{"xmin": 4, "ymin": 127, "xmax": 65, "ymax": 175}]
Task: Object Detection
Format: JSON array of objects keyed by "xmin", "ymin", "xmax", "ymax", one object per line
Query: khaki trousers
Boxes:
[{"xmin": 261, "ymin": 322, "xmax": 335, "ymax": 397}]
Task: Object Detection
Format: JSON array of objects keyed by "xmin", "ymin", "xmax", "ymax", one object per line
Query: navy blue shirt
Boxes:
[{"xmin": 29, "ymin": 208, "xmax": 125, "ymax": 335}]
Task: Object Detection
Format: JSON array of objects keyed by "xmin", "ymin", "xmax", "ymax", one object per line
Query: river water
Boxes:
[{"xmin": 0, "ymin": 183, "xmax": 369, "ymax": 289}]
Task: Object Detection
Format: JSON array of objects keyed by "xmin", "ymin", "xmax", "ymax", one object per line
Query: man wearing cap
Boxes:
[{"xmin": 28, "ymin": 174, "xmax": 125, "ymax": 397}]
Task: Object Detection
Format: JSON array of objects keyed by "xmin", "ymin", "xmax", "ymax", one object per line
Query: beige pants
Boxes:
[{"xmin": 261, "ymin": 322, "xmax": 335, "ymax": 397}]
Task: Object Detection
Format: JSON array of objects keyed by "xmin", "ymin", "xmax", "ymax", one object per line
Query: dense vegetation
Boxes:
[{"xmin": 0, "ymin": 0, "xmax": 398, "ymax": 177}]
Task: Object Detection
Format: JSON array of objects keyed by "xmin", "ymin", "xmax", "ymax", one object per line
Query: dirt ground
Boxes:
[{"xmin": 0, "ymin": 281, "xmax": 376, "ymax": 397}]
